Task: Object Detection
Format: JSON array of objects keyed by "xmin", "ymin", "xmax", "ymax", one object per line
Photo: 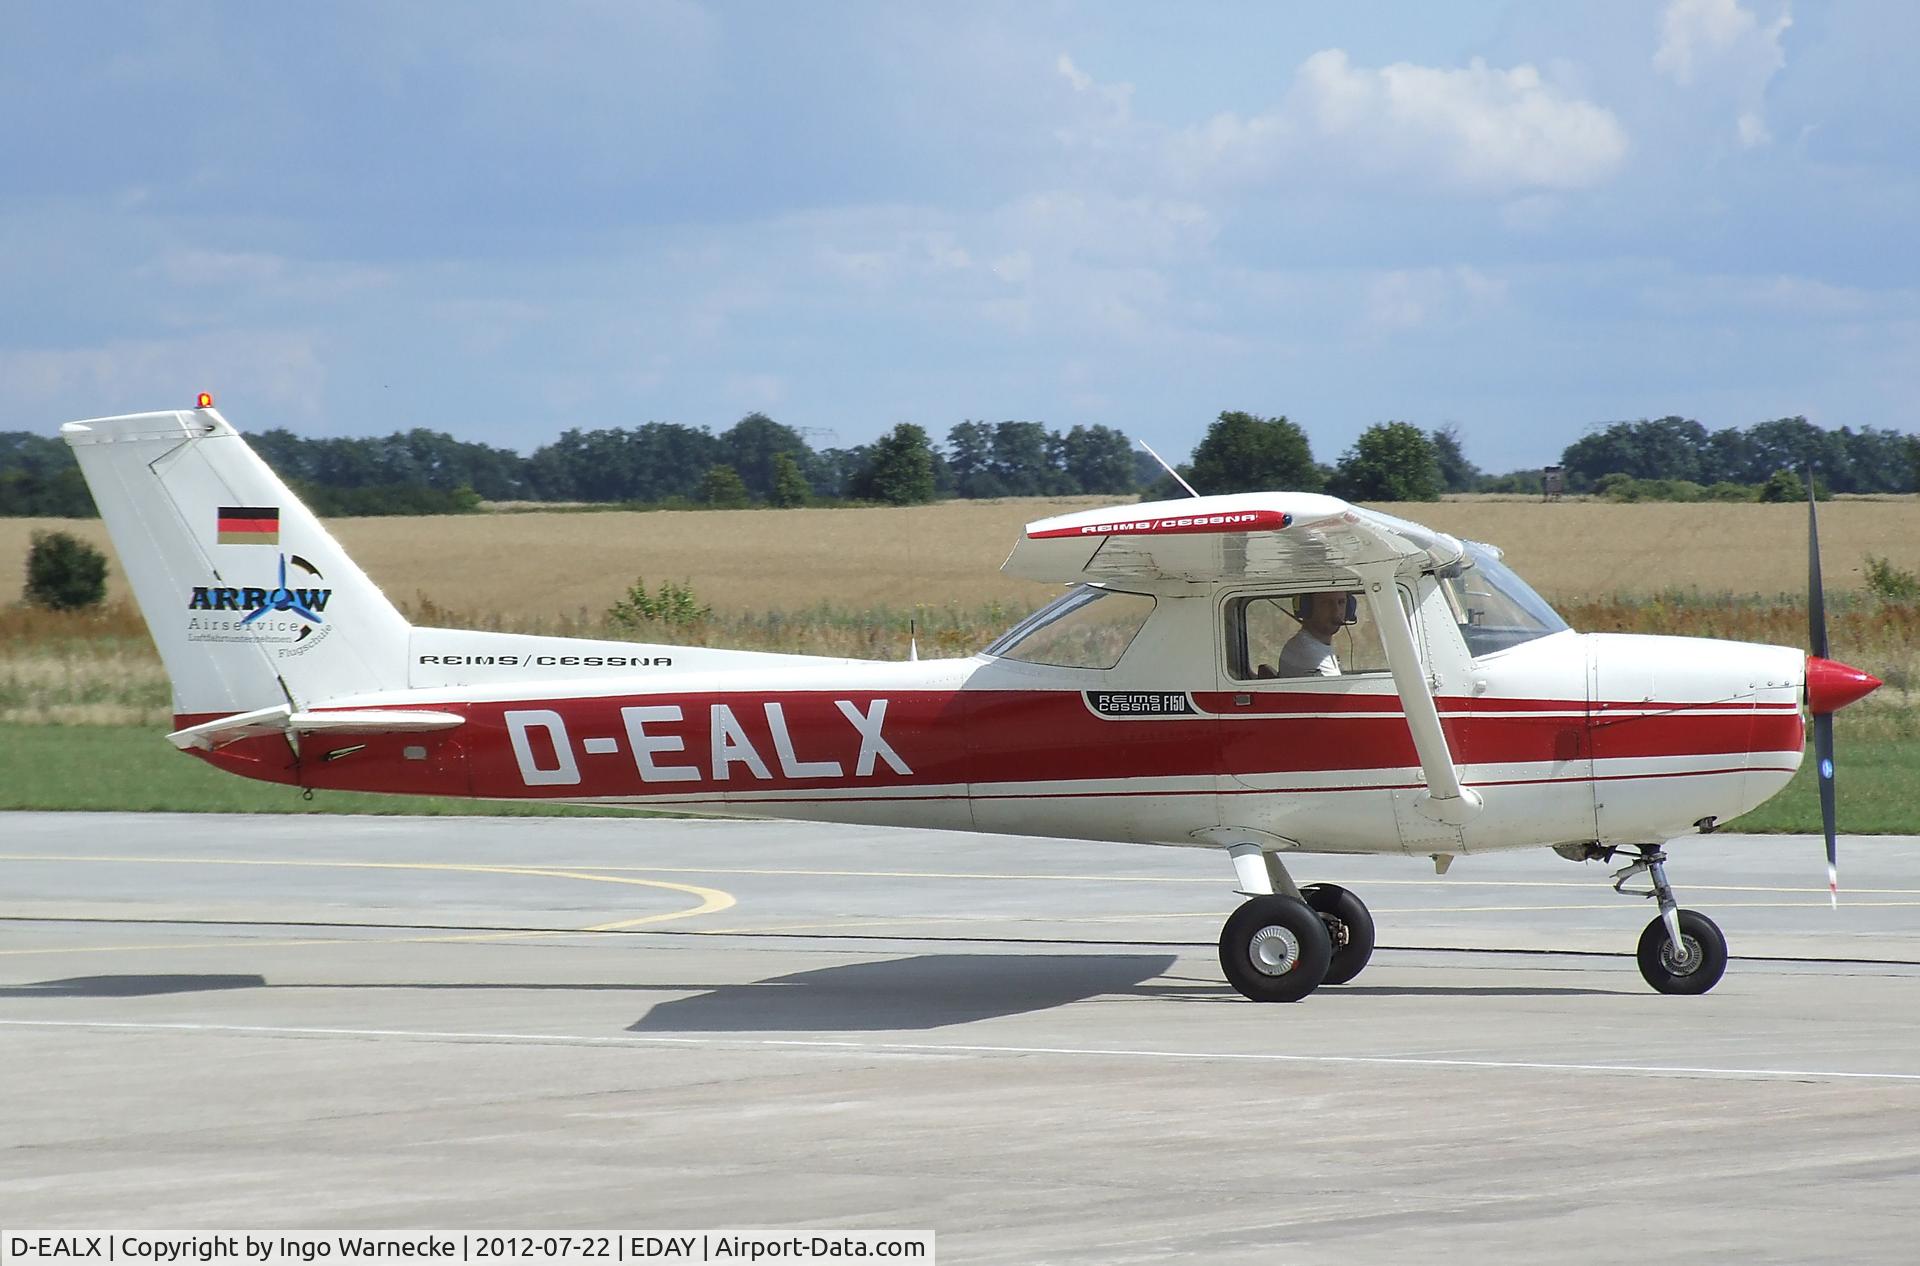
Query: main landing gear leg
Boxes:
[
  {"xmin": 1217, "ymin": 846, "xmax": 1377, "ymax": 1002},
  {"xmin": 1611, "ymin": 845, "xmax": 1728, "ymax": 995}
]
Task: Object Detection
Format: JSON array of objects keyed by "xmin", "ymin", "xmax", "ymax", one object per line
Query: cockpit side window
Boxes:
[{"xmin": 1224, "ymin": 590, "xmax": 1393, "ymax": 681}]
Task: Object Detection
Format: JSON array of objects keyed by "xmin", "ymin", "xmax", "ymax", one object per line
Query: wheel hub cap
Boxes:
[
  {"xmin": 1249, "ymin": 925, "xmax": 1301, "ymax": 976},
  {"xmin": 1662, "ymin": 935, "xmax": 1702, "ymax": 975}
]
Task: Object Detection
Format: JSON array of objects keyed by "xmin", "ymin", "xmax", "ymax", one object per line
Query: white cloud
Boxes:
[
  {"xmin": 990, "ymin": 251, "xmax": 1032, "ymax": 284},
  {"xmin": 1052, "ymin": 53, "xmax": 1137, "ymax": 158},
  {"xmin": 995, "ymin": 192, "xmax": 1216, "ymax": 266},
  {"xmin": 1, "ymin": 331, "xmax": 327, "ymax": 420},
  {"xmin": 1639, "ymin": 271, "xmax": 1904, "ymax": 321},
  {"xmin": 817, "ymin": 226, "xmax": 974, "ymax": 288},
  {"xmin": 429, "ymin": 297, "xmax": 551, "ymax": 358},
  {"xmin": 148, "ymin": 248, "xmax": 285, "ymax": 287},
  {"xmin": 1055, "ymin": 53, "xmax": 1093, "ymax": 94},
  {"xmin": 1653, "ymin": 0, "xmax": 1790, "ymax": 147},
  {"xmin": 723, "ymin": 372, "xmax": 786, "ymax": 409},
  {"xmin": 1218, "ymin": 263, "xmax": 1512, "ymax": 341},
  {"xmin": 1365, "ymin": 266, "xmax": 1512, "ymax": 332},
  {"xmin": 1165, "ymin": 50, "xmax": 1628, "ymax": 197},
  {"xmin": 1654, "ymin": 0, "xmax": 1780, "ymax": 83},
  {"xmin": 140, "ymin": 248, "xmax": 391, "ymax": 300},
  {"xmin": 1499, "ymin": 194, "xmax": 1564, "ymax": 233}
]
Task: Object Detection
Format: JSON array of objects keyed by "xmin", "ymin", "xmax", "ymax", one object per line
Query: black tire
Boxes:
[
  {"xmin": 1301, "ymin": 883, "xmax": 1376, "ymax": 986},
  {"xmin": 1219, "ymin": 895, "xmax": 1332, "ymax": 1003},
  {"xmin": 1636, "ymin": 909, "xmax": 1728, "ymax": 995}
]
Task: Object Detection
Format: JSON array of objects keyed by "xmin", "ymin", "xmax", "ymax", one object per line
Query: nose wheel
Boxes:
[
  {"xmin": 1637, "ymin": 908, "xmax": 1728, "ymax": 994},
  {"xmin": 1612, "ymin": 846, "xmax": 1728, "ymax": 995}
]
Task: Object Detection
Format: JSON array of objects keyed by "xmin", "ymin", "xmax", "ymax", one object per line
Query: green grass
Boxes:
[
  {"xmin": 0, "ymin": 725, "xmax": 648, "ymax": 816},
  {"xmin": 1728, "ymin": 736, "xmax": 1920, "ymax": 835},
  {"xmin": 2, "ymin": 722, "xmax": 1913, "ymax": 832}
]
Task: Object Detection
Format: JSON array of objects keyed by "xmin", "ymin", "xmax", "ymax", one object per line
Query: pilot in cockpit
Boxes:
[{"xmin": 1263, "ymin": 591, "xmax": 1357, "ymax": 678}]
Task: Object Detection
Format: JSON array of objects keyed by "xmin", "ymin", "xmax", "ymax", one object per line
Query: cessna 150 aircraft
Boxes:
[{"xmin": 62, "ymin": 400, "xmax": 1883, "ymax": 1002}]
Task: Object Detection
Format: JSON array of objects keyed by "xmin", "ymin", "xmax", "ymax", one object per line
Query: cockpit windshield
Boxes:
[
  {"xmin": 1437, "ymin": 542, "xmax": 1570, "ymax": 657},
  {"xmin": 984, "ymin": 585, "xmax": 1156, "ymax": 669}
]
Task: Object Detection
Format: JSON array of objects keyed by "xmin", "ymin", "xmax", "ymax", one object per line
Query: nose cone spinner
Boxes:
[{"xmin": 1806, "ymin": 656, "xmax": 1882, "ymax": 715}]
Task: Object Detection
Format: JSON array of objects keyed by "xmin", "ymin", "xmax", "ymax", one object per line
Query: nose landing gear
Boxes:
[{"xmin": 1612, "ymin": 845, "xmax": 1728, "ymax": 995}]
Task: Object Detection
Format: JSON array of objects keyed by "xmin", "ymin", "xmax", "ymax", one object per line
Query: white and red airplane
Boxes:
[{"xmin": 62, "ymin": 401, "xmax": 1883, "ymax": 1001}]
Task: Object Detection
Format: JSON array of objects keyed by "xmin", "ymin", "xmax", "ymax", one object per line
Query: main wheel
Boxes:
[
  {"xmin": 1636, "ymin": 909, "xmax": 1728, "ymax": 995},
  {"xmin": 1219, "ymin": 895, "xmax": 1332, "ymax": 1003},
  {"xmin": 1301, "ymin": 883, "xmax": 1376, "ymax": 986}
]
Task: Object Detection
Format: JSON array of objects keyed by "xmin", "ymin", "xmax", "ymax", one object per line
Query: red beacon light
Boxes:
[{"xmin": 196, "ymin": 392, "xmax": 214, "ymax": 409}]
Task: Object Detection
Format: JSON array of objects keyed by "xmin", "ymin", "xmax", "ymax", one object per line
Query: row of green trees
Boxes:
[
  {"xmin": 1164, "ymin": 412, "xmax": 1920, "ymax": 501},
  {"xmin": 0, "ymin": 415, "xmax": 1150, "ymax": 514},
  {"xmin": 1554, "ymin": 416, "xmax": 1916, "ymax": 495},
  {"xmin": 1169, "ymin": 412, "xmax": 1471, "ymax": 501},
  {"xmin": 4, "ymin": 410, "xmax": 1914, "ymax": 516}
]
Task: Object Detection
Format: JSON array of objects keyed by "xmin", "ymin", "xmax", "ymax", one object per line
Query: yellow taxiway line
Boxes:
[{"xmin": 0, "ymin": 854, "xmax": 734, "ymax": 956}]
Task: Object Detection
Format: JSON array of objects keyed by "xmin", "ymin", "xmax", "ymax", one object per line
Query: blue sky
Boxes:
[{"xmin": 3, "ymin": 0, "xmax": 1914, "ymax": 470}]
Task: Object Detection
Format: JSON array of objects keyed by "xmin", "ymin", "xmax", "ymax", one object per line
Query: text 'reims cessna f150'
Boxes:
[{"xmin": 62, "ymin": 400, "xmax": 1884, "ymax": 1002}]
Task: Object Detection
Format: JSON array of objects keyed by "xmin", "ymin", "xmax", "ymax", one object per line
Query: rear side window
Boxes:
[{"xmin": 987, "ymin": 586, "xmax": 1156, "ymax": 669}]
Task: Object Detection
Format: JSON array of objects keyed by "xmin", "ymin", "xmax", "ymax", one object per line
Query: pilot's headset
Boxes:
[{"xmin": 1292, "ymin": 592, "xmax": 1359, "ymax": 625}]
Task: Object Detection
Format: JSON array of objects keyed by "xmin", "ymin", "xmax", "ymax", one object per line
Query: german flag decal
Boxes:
[{"xmin": 216, "ymin": 505, "xmax": 280, "ymax": 545}]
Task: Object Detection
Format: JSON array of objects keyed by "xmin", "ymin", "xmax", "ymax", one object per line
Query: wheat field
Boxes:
[
  {"xmin": 8, "ymin": 493, "xmax": 1917, "ymax": 729},
  {"xmin": 5, "ymin": 495, "xmax": 1918, "ymax": 619}
]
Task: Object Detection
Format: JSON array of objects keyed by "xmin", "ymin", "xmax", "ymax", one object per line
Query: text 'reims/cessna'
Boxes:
[{"xmin": 60, "ymin": 400, "xmax": 1882, "ymax": 1001}]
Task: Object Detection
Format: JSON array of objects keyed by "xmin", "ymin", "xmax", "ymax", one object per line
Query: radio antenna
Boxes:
[{"xmin": 1138, "ymin": 439, "xmax": 1200, "ymax": 498}]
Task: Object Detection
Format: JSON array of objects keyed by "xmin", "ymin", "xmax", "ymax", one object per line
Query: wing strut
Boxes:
[{"xmin": 1359, "ymin": 564, "xmax": 1483, "ymax": 826}]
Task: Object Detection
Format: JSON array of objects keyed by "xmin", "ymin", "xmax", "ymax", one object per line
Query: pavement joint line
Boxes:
[
  {"xmin": 562, "ymin": 870, "xmax": 1920, "ymax": 896},
  {"xmin": 2, "ymin": 1017, "xmax": 1918, "ymax": 1083},
  {"xmin": 10, "ymin": 917, "xmax": 1920, "ymax": 966},
  {"xmin": 0, "ymin": 855, "xmax": 1886, "ymax": 896}
]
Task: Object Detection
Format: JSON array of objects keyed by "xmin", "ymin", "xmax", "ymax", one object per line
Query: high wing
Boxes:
[{"xmin": 1003, "ymin": 492, "xmax": 1464, "ymax": 587}]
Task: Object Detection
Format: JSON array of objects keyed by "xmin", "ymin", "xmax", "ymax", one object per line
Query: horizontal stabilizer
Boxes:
[{"xmin": 168, "ymin": 705, "xmax": 465, "ymax": 751}]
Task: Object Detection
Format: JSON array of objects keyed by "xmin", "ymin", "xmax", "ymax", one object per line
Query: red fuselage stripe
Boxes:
[{"xmin": 176, "ymin": 688, "xmax": 1805, "ymax": 804}]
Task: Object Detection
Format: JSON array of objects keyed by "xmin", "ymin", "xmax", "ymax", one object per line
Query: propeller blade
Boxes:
[
  {"xmin": 1807, "ymin": 468, "xmax": 1829, "ymax": 660},
  {"xmin": 287, "ymin": 601, "xmax": 320, "ymax": 622},
  {"xmin": 1806, "ymin": 466, "xmax": 1837, "ymax": 905},
  {"xmin": 1813, "ymin": 710, "xmax": 1838, "ymax": 907}
]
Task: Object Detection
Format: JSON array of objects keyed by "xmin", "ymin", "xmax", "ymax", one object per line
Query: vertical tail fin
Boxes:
[{"xmin": 61, "ymin": 404, "xmax": 411, "ymax": 720}]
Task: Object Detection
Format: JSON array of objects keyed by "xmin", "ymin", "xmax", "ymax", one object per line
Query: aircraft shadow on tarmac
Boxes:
[
  {"xmin": 625, "ymin": 956, "xmax": 1622, "ymax": 1033},
  {"xmin": 0, "ymin": 974, "xmax": 268, "ymax": 998},
  {"xmin": 631, "ymin": 953, "xmax": 1182, "ymax": 1032}
]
